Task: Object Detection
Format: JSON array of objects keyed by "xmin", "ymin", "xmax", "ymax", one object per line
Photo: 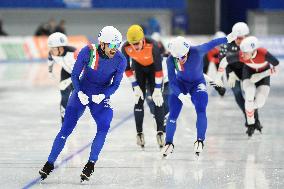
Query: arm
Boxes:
[
  {"xmin": 197, "ymin": 37, "xmax": 228, "ymax": 54},
  {"xmin": 152, "ymin": 42, "xmax": 163, "ymax": 89},
  {"xmin": 250, "ymin": 51, "xmax": 279, "ymax": 83},
  {"xmin": 122, "ymin": 45, "xmax": 137, "ymax": 87},
  {"xmin": 71, "ymin": 46, "xmax": 88, "ymax": 92},
  {"xmin": 167, "ymin": 56, "xmax": 181, "ymax": 96},
  {"xmin": 47, "ymin": 53, "xmax": 55, "ymax": 73},
  {"xmin": 104, "ymin": 56, "xmax": 127, "ymax": 97},
  {"xmin": 266, "ymin": 51, "xmax": 279, "ymax": 66}
]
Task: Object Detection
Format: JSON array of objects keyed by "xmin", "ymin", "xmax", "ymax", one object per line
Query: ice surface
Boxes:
[{"xmin": 0, "ymin": 61, "xmax": 283, "ymax": 189}]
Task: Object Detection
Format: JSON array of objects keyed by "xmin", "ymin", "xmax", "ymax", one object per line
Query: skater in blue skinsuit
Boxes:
[
  {"xmin": 39, "ymin": 26, "xmax": 127, "ymax": 182},
  {"xmin": 162, "ymin": 30, "xmax": 238, "ymax": 157}
]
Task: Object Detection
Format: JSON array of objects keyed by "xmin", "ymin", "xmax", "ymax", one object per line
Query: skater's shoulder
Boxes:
[
  {"xmin": 256, "ymin": 47, "xmax": 267, "ymax": 54},
  {"xmin": 114, "ymin": 51, "xmax": 127, "ymax": 64}
]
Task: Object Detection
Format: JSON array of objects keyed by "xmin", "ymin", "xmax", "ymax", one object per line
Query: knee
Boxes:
[
  {"xmin": 134, "ymin": 102, "xmax": 144, "ymax": 112},
  {"xmin": 195, "ymin": 104, "xmax": 207, "ymax": 113},
  {"xmin": 255, "ymin": 94, "xmax": 266, "ymax": 108}
]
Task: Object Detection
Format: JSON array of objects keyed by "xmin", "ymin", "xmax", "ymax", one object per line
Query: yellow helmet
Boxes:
[{"xmin": 127, "ymin": 24, "xmax": 144, "ymax": 44}]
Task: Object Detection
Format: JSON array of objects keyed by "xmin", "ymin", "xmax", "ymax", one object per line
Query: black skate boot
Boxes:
[
  {"xmin": 214, "ymin": 85, "xmax": 226, "ymax": 96},
  {"xmin": 194, "ymin": 140, "xmax": 204, "ymax": 156},
  {"xmin": 39, "ymin": 161, "xmax": 54, "ymax": 180},
  {"xmin": 156, "ymin": 131, "xmax": 165, "ymax": 148},
  {"xmin": 80, "ymin": 161, "xmax": 95, "ymax": 183},
  {"xmin": 255, "ymin": 119, "xmax": 263, "ymax": 133},
  {"xmin": 162, "ymin": 142, "xmax": 174, "ymax": 157},
  {"xmin": 136, "ymin": 132, "xmax": 145, "ymax": 148},
  {"xmin": 246, "ymin": 124, "xmax": 255, "ymax": 137}
]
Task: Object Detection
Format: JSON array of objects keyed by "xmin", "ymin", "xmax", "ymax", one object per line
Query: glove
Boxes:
[
  {"xmin": 152, "ymin": 88, "xmax": 164, "ymax": 107},
  {"xmin": 92, "ymin": 94, "xmax": 105, "ymax": 104},
  {"xmin": 133, "ymin": 86, "xmax": 144, "ymax": 104},
  {"xmin": 178, "ymin": 93, "xmax": 191, "ymax": 104},
  {"xmin": 250, "ymin": 67, "xmax": 278, "ymax": 83},
  {"xmin": 226, "ymin": 32, "xmax": 237, "ymax": 43},
  {"xmin": 48, "ymin": 71, "xmax": 57, "ymax": 80},
  {"xmin": 59, "ymin": 78, "xmax": 72, "ymax": 90},
  {"xmin": 78, "ymin": 91, "xmax": 89, "ymax": 105},
  {"xmin": 214, "ymin": 72, "xmax": 224, "ymax": 87},
  {"xmin": 228, "ymin": 72, "xmax": 239, "ymax": 88}
]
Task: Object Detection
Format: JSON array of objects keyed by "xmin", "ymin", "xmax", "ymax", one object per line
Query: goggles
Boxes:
[
  {"xmin": 176, "ymin": 54, "xmax": 187, "ymax": 61},
  {"xmin": 107, "ymin": 43, "xmax": 121, "ymax": 49}
]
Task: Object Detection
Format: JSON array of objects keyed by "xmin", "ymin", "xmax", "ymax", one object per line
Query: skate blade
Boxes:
[
  {"xmin": 39, "ymin": 171, "xmax": 47, "ymax": 180},
  {"xmin": 80, "ymin": 174, "xmax": 89, "ymax": 183}
]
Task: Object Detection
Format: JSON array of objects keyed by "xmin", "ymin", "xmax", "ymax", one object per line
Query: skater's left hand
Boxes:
[
  {"xmin": 152, "ymin": 88, "xmax": 164, "ymax": 107},
  {"xmin": 92, "ymin": 94, "xmax": 105, "ymax": 104},
  {"xmin": 228, "ymin": 72, "xmax": 239, "ymax": 88},
  {"xmin": 226, "ymin": 31, "xmax": 238, "ymax": 43}
]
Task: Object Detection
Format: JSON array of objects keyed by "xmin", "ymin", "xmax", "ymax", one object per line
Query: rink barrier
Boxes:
[
  {"xmin": 1, "ymin": 35, "xmax": 284, "ymax": 62},
  {"xmin": 21, "ymin": 113, "xmax": 133, "ymax": 189}
]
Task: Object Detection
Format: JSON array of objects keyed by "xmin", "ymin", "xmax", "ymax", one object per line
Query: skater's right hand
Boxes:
[
  {"xmin": 214, "ymin": 72, "xmax": 224, "ymax": 87},
  {"xmin": 178, "ymin": 93, "xmax": 191, "ymax": 104},
  {"xmin": 133, "ymin": 86, "xmax": 144, "ymax": 104},
  {"xmin": 78, "ymin": 91, "xmax": 89, "ymax": 105}
]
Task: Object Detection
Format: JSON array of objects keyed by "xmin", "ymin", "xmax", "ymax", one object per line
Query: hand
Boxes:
[
  {"xmin": 152, "ymin": 88, "xmax": 164, "ymax": 107},
  {"xmin": 78, "ymin": 91, "xmax": 89, "ymax": 105},
  {"xmin": 250, "ymin": 67, "xmax": 278, "ymax": 83},
  {"xmin": 178, "ymin": 93, "xmax": 191, "ymax": 104},
  {"xmin": 228, "ymin": 72, "xmax": 239, "ymax": 88},
  {"xmin": 214, "ymin": 72, "xmax": 224, "ymax": 87},
  {"xmin": 133, "ymin": 86, "xmax": 144, "ymax": 104},
  {"xmin": 92, "ymin": 94, "xmax": 105, "ymax": 104},
  {"xmin": 226, "ymin": 32, "xmax": 237, "ymax": 43}
]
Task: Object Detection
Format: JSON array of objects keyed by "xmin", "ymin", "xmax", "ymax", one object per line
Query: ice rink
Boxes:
[{"xmin": 0, "ymin": 62, "xmax": 283, "ymax": 189}]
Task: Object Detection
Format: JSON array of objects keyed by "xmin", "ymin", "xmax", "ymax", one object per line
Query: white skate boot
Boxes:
[
  {"xmin": 156, "ymin": 131, "xmax": 165, "ymax": 148},
  {"xmin": 136, "ymin": 132, "xmax": 145, "ymax": 148}
]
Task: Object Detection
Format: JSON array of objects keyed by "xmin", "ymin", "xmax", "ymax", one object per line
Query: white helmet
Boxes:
[
  {"xmin": 168, "ymin": 36, "xmax": 190, "ymax": 58},
  {"xmin": 213, "ymin": 31, "xmax": 226, "ymax": 39},
  {"xmin": 232, "ymin": 22, "xmax": 250, "ymax": 37},
  {"xmin": 240, "ymin": 36, "xmax": 259, "ymax": 52},
  {"xmin": 151, "ymin": 32, "xmax": 161, "ymax": 42},
  {"xmin": 47, "ymin": 32, "xmax": 68, "ymax": 48},
  {"xmin": 98, "ymin": 26, "xmax": 122, "ymax": 45}
]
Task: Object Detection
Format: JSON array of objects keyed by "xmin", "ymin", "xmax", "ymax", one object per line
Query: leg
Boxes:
[
  {"xmin": 133, "ymin": 65, "xmax": 147, "ymax": 134},
  {"xmin": 88, "ymin": 99, "xmax": 113, "ymax": 162},
  {"xmin": 254, "ymin": 85, "xmax": 270, "ymax": 109},
  {"xmin": 191, "ymin": 83, "xmax": 208, "ymax": 141},
  {"xmin": 243, "ymin": 79, "xmax": 257, "ymax": 125},
  {"xmin": 165, "ymin": 94, "xmax": 183, "ymax": 143},
  {"xmin": 80, "ymin": 99, "xmax": 113, "ymax": 182},
  {"xmin": 60, "ymin": 83, "xmax": 73, "ymax": 123},
  {"xmin": 48, "ymin": 91, "xmax": 86, "ymax": 164},
  {"xmin": 231, "ymin": 80, "xmax": 247, "ymax": 122}
]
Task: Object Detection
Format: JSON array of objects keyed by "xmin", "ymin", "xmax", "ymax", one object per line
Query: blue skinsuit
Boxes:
[
  {"xmin": 48, "ymin": 45, "xmax": 127, "ymax": 163},
  {"xmin": 166, "ymin": 38, "xmax": 227, "ymax": 143}
]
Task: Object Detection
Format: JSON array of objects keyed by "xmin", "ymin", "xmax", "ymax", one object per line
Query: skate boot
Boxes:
[
  {"xmin": 156, "ymin": 131, "xmax": 165, "ymax": 148},
  {"xmin": 80, "ymin": 161, "xmax": 95, "ymax": 182},
  {"xmin": 162, "ymin": 142, "xmax": 174, "ymax": 157},
  {"xmin": 39, "ymin": 161, "xmax": 54, "ymax": 180},
  {"xmin": 255, "ymin": 120, "xmax": 263, "ymax": 133},
  {"xmin": 136, "ymin": 132, "xmax": 145, "ymax": 148},
  {"xmin": 214, "ymin": 85, "xmax": 226, "ymax": 96},
  {"xmin": 194, "ymin": 140, "xmax": 204, "ymax": 156},
  {"xmin": 246, "ymin": 124, "xmax": 255, "ymax": 137}
]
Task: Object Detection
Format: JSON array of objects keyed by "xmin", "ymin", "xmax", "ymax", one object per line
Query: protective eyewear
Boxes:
[
  {"xmin": 176, "ymin": 54, "xmax": 187, "ymax": 61},
  {"xmin": 107, "ymin": 43, "xmax": 120, "ymax": 49}
]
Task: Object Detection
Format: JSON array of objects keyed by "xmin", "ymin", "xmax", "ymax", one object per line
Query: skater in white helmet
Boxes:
[
  {"xmin": 216, "ymin": 36, "xmax": 279, "ymax": 136},
  {"xmin": 215, "ymin": 22, "xmax": 263, "ymax": 130},
  {"xmin": 47, "ymin": 32, "xmax": 77, "ymax": 123},
  {"xmin": 162, "ymin": 29, "xmax": 238, "ymax": 157}
]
